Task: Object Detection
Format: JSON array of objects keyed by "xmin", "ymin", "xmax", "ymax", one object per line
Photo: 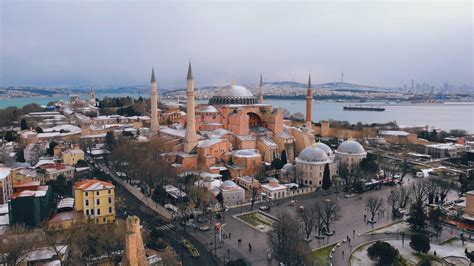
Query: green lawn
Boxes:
[{"xmin": 308, "ymin": 243, "xmax": 337, "ymax": 266}]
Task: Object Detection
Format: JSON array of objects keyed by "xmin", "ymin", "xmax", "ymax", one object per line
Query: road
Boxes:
[{"xmin": 88, "ymin": 157, "xmax": 218, "ymax": 266}]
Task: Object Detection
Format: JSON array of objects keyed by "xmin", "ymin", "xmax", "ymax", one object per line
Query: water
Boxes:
[
  {"xmin": 1, "ymin": 96, "xmax": 473, "ymax": 133},
  {"xmin": 268, "ymin": 100, "xmax": 474, "ymax": 133}
]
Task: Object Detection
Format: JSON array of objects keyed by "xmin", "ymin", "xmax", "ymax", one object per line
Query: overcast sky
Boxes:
[{"xmin": 1, "ymin": 0, "xmax": 472, "ymax": 89}]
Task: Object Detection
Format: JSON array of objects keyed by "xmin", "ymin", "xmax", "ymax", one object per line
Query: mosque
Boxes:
[{"xmin": 152, "ymin": 63, "xmax": 366, "ymax": 188}]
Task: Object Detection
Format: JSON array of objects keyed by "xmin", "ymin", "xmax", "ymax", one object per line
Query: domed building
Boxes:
[
  {"xmin": 218, "ymin": 180, "xmax": 245, "ymax": 206},
  {"xmin": 281, "ymin": 163, "xmax": 296, "ymax": 181},
  {"xmin": 335, "ymin": 139, "xmax": 367, "ymax": 174},
  {"xmin": 295, "ymin": 144, "xmax": 339, "ymax": 187},
  {"xmin": 209, "ymin": 84, "xmax": 259, "ymax": 105}
]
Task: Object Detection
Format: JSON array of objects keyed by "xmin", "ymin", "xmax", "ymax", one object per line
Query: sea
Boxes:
[{"xmin": 1, "ymin": 95, "xmax": 473, "ymax": 133}]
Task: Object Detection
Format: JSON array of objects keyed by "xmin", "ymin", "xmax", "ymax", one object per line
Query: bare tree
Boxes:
[
  {"xmin": 426, "ymin": 180, "xmax": 440, "ymax": 204},
  {"xmin": 398, "ymin": 186, "xmax": 411, "ymax": 209},
  {"xmin": 298, "ymin": 207, "xmax": 316, "ymax": 240},
  {"xmin": 313, "ymin": 203, "xmax": 325, "ymax": 238},
  {"xmin": 366, "ymin": 196, "xmax": 385, "ymax": 222},
  {"xmin": 319, "ymin": 199, "xmax": 341, "ymax": 234},
  {"xmin": 0, "ymin": 224, "xmax": 36, "ymax": 265},
  {"xmin": 268, "ymin": 211, "xmax": 308, "ymax": 265},
  {"xmin": 435, "ymin": 179, "xmax": 452, "ymax": 203},
  {"xmin": 43, "ymin": 224, "xmax": 78, "ymax": 266},
  {"xmin": 411, "ymin": 181, "xmax": 428, "ymax": 205},
  {"xmin": 387, "ymin": 190, "xmax": 399, "ymax": 215}
]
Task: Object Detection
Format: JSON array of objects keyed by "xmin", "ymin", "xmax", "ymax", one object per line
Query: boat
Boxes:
[{"xmin": 343, "ymin": 105, "xmax": 385, "ymax": 111}]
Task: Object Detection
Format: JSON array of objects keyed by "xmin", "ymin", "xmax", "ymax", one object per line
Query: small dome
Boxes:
[
  {"xmin": 235, "ymin": 149, "xmax": 258, "ymax": 157},
  {"xmin": 298, "ymin": 146, "xmax": 329, "ymax": 163},
  {"xmin": 197, "ymin": 105, "xmax": 219, "ymax": 113},
  {"xmin": 222, "ymin": 180, "xmax": 238, "ymax": 190},
  {"xmin": 209, "ymin": 84, "xmax": 258, "ymax": 105},
  {"xmin": 282, "ymin": 163, "xmax": 295, "ymax": 171},
  {"xmin": 314, "ymin": 142, "xmax": 333, "ymax": 157},
  {"xmin": 337, "ymin": 140, "xmax": 366, "ymax": 154}
]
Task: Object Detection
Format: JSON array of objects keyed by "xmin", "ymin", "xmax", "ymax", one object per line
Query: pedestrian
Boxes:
[
  {"xmin": 249, "ymin": 243, "xmax": 252, "ymax": 253},
  {"xmin": 342, "ymin": 250, "xmax": 344, "ymax": 257},
  {"xmin": 353, "ymin": 229, "xmax": 355, "ymax": 237},
  {"xmin": 364, "ymin": 214, "xmax": 366, "ymax": 221},
  {"xmin": 348, "ymin": 238, "xmax": 351, "ymax": 244},
  {"xmin": 346, "ymin": 236, "xmax": 349, "ymax": 241},
  {"xmin": 238, "ymin": 239, "xmax": 241, "ymax": 247},
  {"xmin": 229, "ymin": 232, "xmax": 232, "ymax": 239}
]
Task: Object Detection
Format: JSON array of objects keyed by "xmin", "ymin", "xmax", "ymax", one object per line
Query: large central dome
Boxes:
[{"xmin": 209, "ymin": 84, "xmax": 258, "ymax": 105}]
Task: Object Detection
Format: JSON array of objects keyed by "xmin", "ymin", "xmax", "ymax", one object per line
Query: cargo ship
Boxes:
[{"xmin": 343, "ymin": 105, "xmax": 385, "ymax": 111}]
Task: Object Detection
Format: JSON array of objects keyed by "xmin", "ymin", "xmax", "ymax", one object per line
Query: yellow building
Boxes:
[
  {"xmin": 62, "ymin": 147, "xmax": 85, "ymax": 166},
  {"xmin": 73, "ymin": 179, "xmax": 115, "ymax": 224}
]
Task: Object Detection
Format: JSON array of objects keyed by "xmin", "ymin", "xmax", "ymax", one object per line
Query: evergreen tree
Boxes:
[
  {"xmin": 20, "ymin": 119, "xmax": 28, "ymax": 130},
  {"xmin": 410, "ymin": 233, "xmax": 430, "ymax": 253},
  {"xmin": 322, "ymin": 163, "xmax": 332, "ymax": 190},
  {"xmin": 105, "ymin": 131, "xmax": 116, "ymax": 151},
  {"xmin": 407, "ymin": 201, "xmax": 426, "ymax": 231},
  {"xmin": 281, "ymin": 150, "xmax": 287, "ymax": 165},
  {"xmin": 5, "ymin": 131, "xmax": 15, "ymax": 142}
]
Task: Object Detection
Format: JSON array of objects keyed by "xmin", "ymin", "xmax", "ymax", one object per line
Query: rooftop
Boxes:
[{"xmin": 74, "ymin": 179, "xmax": 114, "ymax": 191}]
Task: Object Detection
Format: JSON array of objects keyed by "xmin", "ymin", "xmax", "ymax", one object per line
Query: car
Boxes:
[
  {"xmin": 197, "ymin": 217, "xmax": 207, "ymax": 223},
  {"xmin": 259, "ymin": 205, "xmax": 270, "ymax": 211},
  {"xmin": 289, "ymin": 200, "xmax": 298, "ymax": 206},
  {"xmin": 199, "ymin": 225, "xmax": 210, "ymax": 231}
]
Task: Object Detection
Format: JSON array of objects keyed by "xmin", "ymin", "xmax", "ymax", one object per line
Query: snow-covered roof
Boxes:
[
  {"xmin": 0, "ymin": 167, "xmax": 11, "ymax": 180},
  {"xmin": 258, "ymin": 136, "xmax": 278, "ymax": 148},
  {"xmin": 379, "ymin": 130, "xmax": 410, "ymax": 137},
  {"xmin": 197, "ymin": 138, "xmax": 225, "ymax": 148},
  {"xmin": 74, "ymin": 179, "xmax": 114, "ymax": 191}
]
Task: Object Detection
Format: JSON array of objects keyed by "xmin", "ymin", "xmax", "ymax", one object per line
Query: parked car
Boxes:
[
  {"xmin": 199, "ymin": 225, "xmax": 210, "ymax": 231},
  {"xmin": 259, "ymin": 205, "xmax": 270, "ymax": 211}
]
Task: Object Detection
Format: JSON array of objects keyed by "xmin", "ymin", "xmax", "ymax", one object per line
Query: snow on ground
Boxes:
[
  {"xmin": 351, "ymin": 239, "xmax": 473, "ymax": 266},
  {"xmin": 367, "ymin": 221, "xmax": 411, "ymax": 234}
]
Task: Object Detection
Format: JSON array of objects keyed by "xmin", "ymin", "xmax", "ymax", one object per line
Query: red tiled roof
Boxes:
[{"xmin": 73, "ymin": 179, "xmax": 114, "ymax": 191}]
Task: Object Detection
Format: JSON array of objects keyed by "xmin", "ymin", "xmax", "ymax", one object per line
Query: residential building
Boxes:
[
  {"xmin": 8, "ymin": 181, "xmax": 52, "ymax": 227},
  {"xmin": 61, "ymin": 147, "xmax": 85, "ymax": 166},
  {"xmin": 74, "ymin": 179, "xmax": 116, "ymax": 224},
  {"xmin": 38, "ymin": 163, "xmax": 75, "ymax": 181},
  {"xmin": 0, "ymin": 167, "xmax": 13, "ymax": 204}
]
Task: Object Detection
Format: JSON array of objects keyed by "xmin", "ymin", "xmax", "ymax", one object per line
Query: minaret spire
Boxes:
[
  {"xmin": 258, "ymin": 74, "xmax": 264, "ymax": 104},
  {"xmin": 341, "ymin": 65, "xmax": 344, "ymax": 83},
  {"xmin": 184, "ymin": 61, "xmax": 198, "ymax": 153},
  {"xmin": 150, "ymin": 67, "xmax": 159, "ymax": 134},
  {"xmin": 305, "ymin": 73, "xmax": 313, "ymax": 131}
]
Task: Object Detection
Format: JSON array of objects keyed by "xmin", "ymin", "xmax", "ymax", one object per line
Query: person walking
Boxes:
[{"xmin": 249, "ymin": 243, "xmax": 252, "ymax": 253}]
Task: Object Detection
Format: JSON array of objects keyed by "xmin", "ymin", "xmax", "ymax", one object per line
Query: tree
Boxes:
[
  {"xmin": 411, "ymin": 181, "xmax": 428, "ymax": 205},
  {"xmin": 16, "ymin": 149, "xmax": 25, "ymax": 162},
  {"xmin": 47, "ymin": 141, "xmax": 58, "ymax": 156},
  {"xmin": 152, "ymin": 185, "xmax": 168, "ymax": 205},
  {"xmin": 47, "ymin": 174, "xmax": 71, "ymax": 197},
  {"xmin": 20, "ymin": 118, "xmax": 28, "ymax": 130},
  {"xmin": 426, "ymin": 180, "xmax": 440, "ymax": 204},
  {"xmin": 5, "ymin": 130, "xmax": 15, "ymax": 142},
  {"xmin": 216, "ymin": 192, "xmax": 224, "ymax": 207},
  {"xmin": 281, "ymin": 150, "xmax": 288, "ymax": 165},
  {"xmin": 360, "ymin": 156, "xmax": 378, "ymax": 176},
  {"xmin": 322, "ymin": 163, "xmax": 332, "ymax": 190},
  {"xmin": 105, "ymin": 131, "xmax": 116, "ymax": 151},
  {"xmin": 388, "ymin": 190, "xmax": 399, "ymax": 216},
  {"xmin": 407, "ymin": 201, "xmax": 426, "ymax": 231},
  {"xmin": 436, "ymin": 179, "xmax": 451, "ymax": 203},
  {"xmin": 250, "ymin": 187, "xmax": 258, "ymax": 211},
  {"xmin": 367, "ymin": 241, "xmax": 399, "ymax": 266},
  {"xmin": 271, "ymin": 158, "xmax": 284, "ymax": 170},
  {"xmin": 366, "ymin": 196, "xmax": 384, "ymax": 222},
  {"xmin": 0, "ymin": 224, "xmax": 35, "ymax": 265},
  {"xmin": 318, "ymin": 199, "xmax": 341, "ymax": 234},
  {"xmin": 460, "ymin": 172, "xmax": 474, "ymax": 193},
  {"xmin": 410, "ymin": 233, "xmax": 430, "ymax": 253},
  {"xmin": 298, "ymin": 207, "xmax": 316, "ymax": 240},
  {"xmin": 227, "ymin": 258, "xmax": 248, "ymax": 266},
  {"xmin": 268, "ymin": 211, "xmax": 307, "ymax": 265},
  {"xmin": 429, "ymin": 207, "xmax": 444, "ymax": 237},
  {"xmin": 43, "ymin": 224, "xmax": 77, "ymax": 265}
]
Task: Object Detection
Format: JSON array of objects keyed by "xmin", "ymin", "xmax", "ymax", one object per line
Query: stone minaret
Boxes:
[
  {"xmin": 150, "ymin": 67, "xmax": 160, "ymax": 134},
  {"xmin": 184, "ymin": 62, "xmax": 198, "ymax": 153},
  {"xmin": 305, "ymin": 74, "xmax": 313, "ymax": 131},
  {"xmin": 121, "ymin": 216, "xmax": 147, "ymax": 266},
  {"xmin": 258, "ymin": 74, "xmax": 264, "ymax": 104}
]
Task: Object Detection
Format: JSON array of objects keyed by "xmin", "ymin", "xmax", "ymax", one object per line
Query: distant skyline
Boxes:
[{"xmin": 1, "ymin": 0, "xmax": 472, "ymax": 88}]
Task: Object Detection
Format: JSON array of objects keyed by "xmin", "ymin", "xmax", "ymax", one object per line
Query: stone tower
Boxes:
[
  {"xmin": 305, "ymin": 74, "xmax": 313, "ymax": 131},
  {"xmin": 184, "ymin": 62, "xmax": 198, "ymax": 153},
  {"xmin": 150, "ymin": 67, "xmax": 160, "ymax": 134},
  {"xmin": 258, "ymin": 74, "xmax": 264, "ymax": 104},
  {"xmin": 89, "ymin": 88, "xmax": 96, "ymax": 106},
  {"xmin": 121, "ymin": 216, "xmax": 147, "ymax": 266}
]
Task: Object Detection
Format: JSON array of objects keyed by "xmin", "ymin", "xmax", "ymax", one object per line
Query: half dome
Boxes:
[{"xmin": 297, "ymin": 146, "xmax": 329, "ymax": 163}]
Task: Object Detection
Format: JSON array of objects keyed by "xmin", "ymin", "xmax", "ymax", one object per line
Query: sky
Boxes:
[{"xmin": 1, "ymin": 0, "xmax": 472, "ymax": 89}]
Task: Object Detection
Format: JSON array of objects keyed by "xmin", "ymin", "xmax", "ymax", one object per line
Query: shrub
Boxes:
[
  {"xmin": 367, "ymin": 241, "xmax": 399, "ymax": 265},
  {"xmin": 410, "ymin": 233, "xmax": 430, "ymax": 254}
]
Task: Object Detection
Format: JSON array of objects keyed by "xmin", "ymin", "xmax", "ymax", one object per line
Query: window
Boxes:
[
  {"xmin": 91, "ymin": 209, "xmax": 94, "ymax": 215},
  {"xmin": 96, "ymin": 199, "xmax": 100, "ymax": 205},
  {"xmin": 109, "ymin": 207, "xmax": 113, "ymax": 213},
  {"xmin": 96, "ymin": 191, "xmax": 99, "ymax": 196},
  {"xmin": 85, "ymin": 192, "xmax": 88, "ymax": 197},
  {"xmin": 108, "ymin": 189, "xmax": 111, "ymax": 194},
  {"xmin": 97, "ymin": 209, "xmax": 101, "ymax": 215},
  {"xmin": 103, "ymin": 217, "xmax": 106, "ymax": 223},
  {"xmin": 86, "ymin": 209, "xmax": 89, "ymax": 215},
  {"xmin": 108, "ymin": 197, "xmax": 112, "ymax": 204},
  {"xmin": 85, "ymin": 199, "xmax": 89, "ymax": 206}
]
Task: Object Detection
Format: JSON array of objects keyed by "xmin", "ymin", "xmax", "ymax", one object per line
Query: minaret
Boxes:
[
  {"xmin": 258, "ymin": 74, "xmax": 264, "ymax": 104},
  {"xmin": 121, "ymin": 216, "xmax": 147, "ymax": 266},
  {"xmin": 305, "ymin": 74, "xmax": 313, "ymax": 131},
  {"xmin": 341, "ymin": 65, "xmax": 344, "ymax": 83},
  {"xmin": 184, "ymin": 62, "xmax": 198, "ymax": 153},
  {"xmin": 150, "ymin": 67, "xmax": 160, "ymax": 134}
]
